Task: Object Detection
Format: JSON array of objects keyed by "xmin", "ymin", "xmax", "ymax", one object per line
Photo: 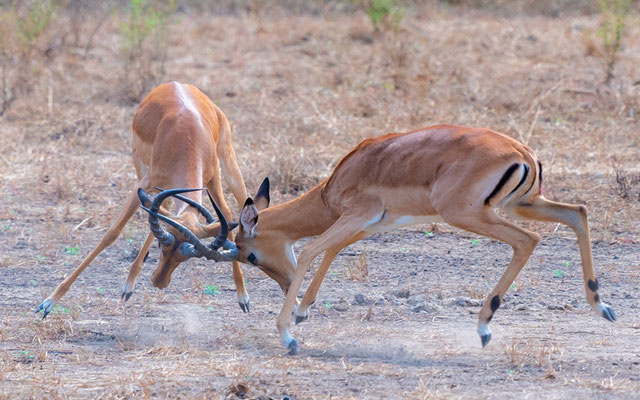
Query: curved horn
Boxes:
[
  {"xmin": 206, "ymin": 190, "xmax": 231, "ymax": 250},
  {"xmin": 154, "ymin": 186, "xmax": 214, "ymax": 223},
  {"xmin": 142, "ymin": 207, "xmax": 238, "ymax": 262},
  {"xmin": 138, "ymin": 188, "xmax": 176, "ymax": 246},
  {"xmin": 141, "ymin": 205, "xmax": 209, "ymax": 256}
]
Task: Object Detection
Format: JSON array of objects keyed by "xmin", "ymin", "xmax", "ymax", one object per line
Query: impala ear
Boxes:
[
  {"xmin": 229, "ymin": 221, "xmax": 239, "ymax": 231},
  {"xmin": 254, "ymin": 177, "xmax": 270, "ymax": 211},
  {"xmin": 240, "ymin": 198, "xmax": 259, "ymax": 235},
  {"xmin": 137, "ymin": 188, "xmax": 153, "ymax": 208}
]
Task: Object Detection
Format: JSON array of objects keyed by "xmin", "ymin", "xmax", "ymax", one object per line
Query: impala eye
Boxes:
[{"xmin": 248, "ymin": 253, "xmax": 258, "ymax": 265}]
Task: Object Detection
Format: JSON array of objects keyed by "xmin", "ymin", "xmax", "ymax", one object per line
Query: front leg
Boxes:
[
  {"xmin": 295, "ymin": 231, "xmax": 368, "ymax": 324},
  {"xmin": 206, "ymin": 179, "xmax": 250, "ymax": 313},
  {"xmin": 232, "ymin": 260, "xmax": 250, "ymax": 312},
  {"xmin": 121, "ymin": 232, "xmax": 154, "ymax": 302},
  {"xmin": 293, "ymin": 248, "xmax": 340, "ymax": 325},
  {"xmin": 277, "ymin": 211, "xmax": 382, "ymax": 354},
  {"xmin": 37, "ymin": 181, "xmax": 148, "ymax": 318}
]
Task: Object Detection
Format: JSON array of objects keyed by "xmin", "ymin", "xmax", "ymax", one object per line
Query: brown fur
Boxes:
[
  {"xmin": 37, "ymin": 82, "xmax": 249, "ymax": 316},
  {"xmin": 235, "ymin": 125, "xmax": 612, "ymax": 352}
]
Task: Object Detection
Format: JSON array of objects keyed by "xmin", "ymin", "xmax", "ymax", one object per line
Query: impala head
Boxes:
[
  {"xmin": 138, "ymin": 187, "xmax": 238, "ymax": 288},
  {"xmin": 234, "ymin": 178, "xmax": 295, "ymax": 292}
]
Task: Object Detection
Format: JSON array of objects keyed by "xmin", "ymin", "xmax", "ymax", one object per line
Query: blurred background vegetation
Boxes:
[
  {"xmin": 0, "ymin": 0, "xmax": 638, "ymax": 242},
  {"xmin": 0, "ymin": 0, "xmax": 637, "ymax": 108}
]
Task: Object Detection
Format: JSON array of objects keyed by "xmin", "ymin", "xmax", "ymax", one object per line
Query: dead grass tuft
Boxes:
[
  {"xmin": 347, "ymin": 248, "xmax": 369, "ymax": 282},
  {"xmin": 612, "ymin": 160, "xmax": 640, "ymax": 201},
  {"xmin": 502, "ymin": 338, "xmax": 564, "ymax": 377}
]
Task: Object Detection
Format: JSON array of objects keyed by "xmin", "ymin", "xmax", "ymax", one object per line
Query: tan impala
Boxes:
[
  {"xmin": 152, "ymin": 125, "xmax": 616, "ymax": 354},
  {"xmin": 36, "ymin": 81, "xmax": 250, "ymax": 318}
]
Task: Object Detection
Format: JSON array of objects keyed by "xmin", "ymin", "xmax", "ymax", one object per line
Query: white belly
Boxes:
[{"xmin": 364, "ymin": 214, "xmax": 443, "ymax": 234}]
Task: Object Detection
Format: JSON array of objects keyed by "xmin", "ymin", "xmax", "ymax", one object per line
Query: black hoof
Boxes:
[
  {"xmin": 35, "ymin": 302, "xmax": 52, "ymax": 319},
  {"xmin": 481, "ymin": 333, "xmax": 492, "ymax": 348},
  {"xmin": 121, "ymin": 291, "xmax": 133, "ymax": 302},
  {"xmin": 295, "ymin": 314, "xmax": 308, "ymax": 325},
  {"xmin": 239, "ymin": 301, "xmax": 250, "ymax": 313},
  {"xmin": 287, "ymin": 339, "xmax": 298, "ymax": 355},
  {"xmin": 601, "ymin": 305, "xmax": 617, "ymax": 322}
]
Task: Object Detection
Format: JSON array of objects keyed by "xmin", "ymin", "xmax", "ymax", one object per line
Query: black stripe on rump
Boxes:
[
  {"xmin": 537, "ymin": 160, "xmax": 543, "ymax": 187},
  {"xmin": 484, "ymin": 163, "xmax": 519, "ymax": 205},
  {"xmin": 508, "ymin": 164, "xmax": 529, "ymax": 197}
]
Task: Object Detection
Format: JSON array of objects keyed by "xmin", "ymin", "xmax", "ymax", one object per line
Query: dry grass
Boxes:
[
  {"xmin": 1, "ymin": 2, "xmax": 637, "ymax": 239},
  {"xmin": 1, "ymin": 1, "xmax": 640, "ymax": 399},
  {"xmin": 502, "ymin": 337, "xmax": 564, "ymax": 377},
  {"xmin": 612, "ymin": 159, "xmax": 640, "ymax": 201},
  {"xmin": 347, "ymin": 248, "xmax": 369, "ymax": 282}
]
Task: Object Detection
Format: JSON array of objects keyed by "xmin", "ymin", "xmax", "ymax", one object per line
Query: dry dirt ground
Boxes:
[
  {"xmin": 2, "ymin": 230, "xmax": 640, "ymax": 399},
  {"xmin": 1, "ymin": 2, "xmax": 640, "ymax": 399}
]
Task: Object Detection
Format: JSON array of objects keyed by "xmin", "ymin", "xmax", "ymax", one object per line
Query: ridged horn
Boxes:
[{"xmin": 154, "ymin": 186, "xmax": 214, "ymax": 223}]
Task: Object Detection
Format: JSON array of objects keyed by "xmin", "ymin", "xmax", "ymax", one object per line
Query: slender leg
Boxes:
[
  {"xmin": 121, "ymin": 231, "xmax": 154, "ymax": 302},
  {"xmin": 36, "ymin": 179, "xmax": 150, "ymax": 318},
  {"xmin": 230, "ymin": 244, "xmax": 249, "ymax": 312},
  {"xmin": 514, "ymin": 195, "xmax": 616, "ymax": 322},
  {"xmin": 440, "ymin": 207, "xmax": 540, "ymax": 348},
  {"xmin": 206, "ymin": 180, "xmax": 250, "ymax": 312},
  {"xmin": 217, "ymin": 114, "xmax": 248, "ymax": 207},
  {"xmin": 277, "ymin": 207, "xmax": 383, "ymax": 354},
  {"xmin": 294, "ymin": 231, "xmax": 369, "ymax": 324}
]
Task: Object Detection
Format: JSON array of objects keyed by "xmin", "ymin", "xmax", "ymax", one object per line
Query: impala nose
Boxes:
[{"xmin": 151, "ymin": 263, "xmax": 177, "ymax": 289}]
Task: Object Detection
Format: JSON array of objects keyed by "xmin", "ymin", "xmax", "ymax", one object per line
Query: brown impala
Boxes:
[
  {"xmin": 36, "ymin": 82, "xmax": 251, "ymax": 318},
  {"xmin": 153, "ymin": 125, "xmax": 616, "ymax": 354}
]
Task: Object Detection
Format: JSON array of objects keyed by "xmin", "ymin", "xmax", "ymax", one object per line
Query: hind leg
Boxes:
[
  {"xmin": 439, "ymin": 206, "xmax": 540, "ymax": 347},
  {"xmin": 514, "ymin": 195, "xmax": 616, "ymax": 322}
]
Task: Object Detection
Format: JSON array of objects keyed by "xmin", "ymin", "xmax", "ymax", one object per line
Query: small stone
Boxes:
[
  {"xmin": 393, "ymin": 289, "xmax": 410, "ymax": 299},
  {"xmin": 333, "ymin": 298, "xmax": 349, "ymax": 312},
  {"xmin": 408, "ymin": 295, "xmax": 427, "ymax": 312},
  {"xmin": 353, "ymin": 293, "xmax": 368, "ymax": 305},
  {"xmin": 547, "ymin": 303, "xmax": 573, "ymax": 311},
  {"xmin": 374, "ymin": 297, "xmax": 386, "ymax": 306},
  {"xmin": 407, "ymin": 295, "xmax": 443, "ymax": 313},
  {"xmin": 451, "ymin": 297, "xmax": 482, "ymax": 307}
]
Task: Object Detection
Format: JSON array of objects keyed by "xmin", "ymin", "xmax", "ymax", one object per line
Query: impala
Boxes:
[
  {"xmin": 36, "ymin": 81, "xmax": 250, "ymax": 318},
  {"xmin": 153, "ymin": 125, "xmax": 616, "ymax": 354}
]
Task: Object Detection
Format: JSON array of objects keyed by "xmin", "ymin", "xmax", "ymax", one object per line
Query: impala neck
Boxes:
[{"xmin": 258, "ymin": 183, "xmax": 336, "ymax": 241}]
